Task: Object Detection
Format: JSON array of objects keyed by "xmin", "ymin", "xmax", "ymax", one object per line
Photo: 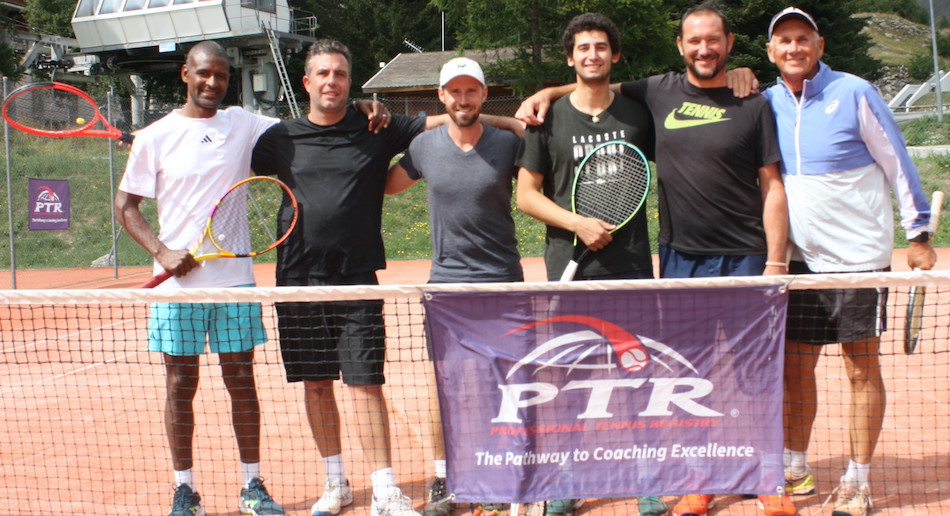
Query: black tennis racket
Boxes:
[
  {"xmin": 905, "ymin": 190, "xmax": 943, "ymax": 353},
  {"xmin": 560, "ymin": 141, "xmax": 651, "ymax": 281},
  {"xmin": 140, "ymin": 176, "xmax": 298, "ymax": 288}
]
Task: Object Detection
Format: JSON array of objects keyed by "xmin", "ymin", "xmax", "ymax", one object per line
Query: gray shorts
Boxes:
[{"xmin": 785, "ymin": 261, "xmax": 888, "ymax": 345}]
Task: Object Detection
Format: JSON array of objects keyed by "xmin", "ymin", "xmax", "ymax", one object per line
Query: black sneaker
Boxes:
[
  {"xmin": 240, "ymin": 477, "xmax": 286, "ymax": 515},
  {"xmin": 169, "ymin": 484, "xmax": 205, "ymax": 516},
  {"xmin": 422, "ymin": 477, "xmax": 455, "ymax": 516}
]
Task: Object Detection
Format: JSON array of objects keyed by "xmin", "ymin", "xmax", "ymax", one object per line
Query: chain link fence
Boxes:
[{"xmin": 0, "ymin": 95, "xmax": 525, "ymax": 288}]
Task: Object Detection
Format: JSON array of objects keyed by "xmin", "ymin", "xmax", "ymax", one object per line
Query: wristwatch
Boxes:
[{"xmin": 909, "ymin": 231, "xmax": 931, "ymax": 243}]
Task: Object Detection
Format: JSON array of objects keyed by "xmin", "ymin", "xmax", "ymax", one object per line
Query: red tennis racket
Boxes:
[
  {"xmin": 2, "ymin": 81, "xmax": 134, "ymax": 143},
  {"xmin": 140, "ymin": 176, "xmax": 299, "ymax": 288}
]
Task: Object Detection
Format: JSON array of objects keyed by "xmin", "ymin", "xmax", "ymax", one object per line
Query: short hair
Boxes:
[
  {"xmin": 186, "ymin": 40, "xmax": 228, "ymax": 65},
  {"xmin": 679, "ymin": 1, "xmax": 731, "ymax": 37},
  {"xmin": 305, "ymin": 39, "xmax": 352, "ymax": 75},
  {"xmin": 562, "ymin": 13, "xmax": 622, "ymax": 57}
]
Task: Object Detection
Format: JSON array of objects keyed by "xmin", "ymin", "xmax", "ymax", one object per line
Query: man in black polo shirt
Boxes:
[{"xmin": 251, "ymin": 39, "xmax": 431, "ymax": 516}]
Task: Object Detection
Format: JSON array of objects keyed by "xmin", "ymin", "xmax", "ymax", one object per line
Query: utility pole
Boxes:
[{"xmin": 930, "ymin": 0, "xmax": 943, "ymax": 121}]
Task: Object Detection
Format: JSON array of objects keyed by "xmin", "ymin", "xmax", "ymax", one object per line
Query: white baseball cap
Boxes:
[
  {"xmin": 439, "ymin": 57, "xmax": 485, "ymax": 87},
  {"xmin": 768, "ymin": 7, "xmax": 819, "ymax": 39}
]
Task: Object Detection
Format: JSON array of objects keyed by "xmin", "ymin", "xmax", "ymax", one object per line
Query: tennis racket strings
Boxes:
[
  {"xmin": 574, "ymin": 142, "xmax": 650, "ymax": 227},
  {"xmin": 5, "ymin": 85, "xmax": 99, "ymax": 133},
  {"xmin": 209, "ymin": 177, "xmax": 284, "ymax": 256}
]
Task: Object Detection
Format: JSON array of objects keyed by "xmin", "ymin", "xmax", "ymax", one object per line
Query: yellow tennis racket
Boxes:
[{"xmin": 140, "ymin": 176, "xmax": 298, "ymax": 288}]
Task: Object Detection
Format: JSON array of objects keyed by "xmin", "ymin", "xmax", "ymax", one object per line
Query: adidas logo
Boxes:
[{"xmin": 201, "ymin": 134, "xmax": 214, "ymax": 143}]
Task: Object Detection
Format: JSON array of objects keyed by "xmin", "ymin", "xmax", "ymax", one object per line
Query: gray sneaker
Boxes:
[
  {"xmin": 474, "ymin": 502, "xmax": 510, "ymax": 514},
  {"xmin": 422, "ymin": 477, "xmax": 455, "ymax": 516},
  {"xmin": 239, "ymin": 478, "xmax": 286, "ymax": 515},
  {"xmin": 169, "ymin": 484, "xmax": 205, "ymax": 516},
  {"xmin": 637, "ymin": 496, "xmax": 667, "ymax": 516}
]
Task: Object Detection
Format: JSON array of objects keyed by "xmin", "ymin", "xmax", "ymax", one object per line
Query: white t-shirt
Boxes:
[{"xmin": 119, "ymin": 107, "xmax": 278, "ymax": 288}]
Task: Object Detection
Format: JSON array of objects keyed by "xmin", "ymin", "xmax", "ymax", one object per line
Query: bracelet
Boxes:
[{"xmin": 765, "ymin": 261, "xmax": 788, "ymax": 268}]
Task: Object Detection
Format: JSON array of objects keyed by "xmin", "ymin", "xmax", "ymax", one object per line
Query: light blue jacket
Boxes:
[{"xmin": 764, "ymin": 61, "xmax": 930, "ymax": 271}]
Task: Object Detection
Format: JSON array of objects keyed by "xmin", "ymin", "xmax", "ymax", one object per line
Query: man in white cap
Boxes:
[
  {"xmin": 765, "ymin": 8, "xmax": 936, "ymax": 516},
  {"xmin": 386, "ymin": 56, "xmax": 524, "ymax": 516}
]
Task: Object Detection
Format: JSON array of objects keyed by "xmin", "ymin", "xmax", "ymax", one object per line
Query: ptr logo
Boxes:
[
  {"xmin": 34, "ymin": 186, "xmax": 64, "ymax": 214},
  {"xmin": 492, "ymin": 315, "xmax": 721, "ymax": 424},
  {"xmin": 503, "ymin": 315, "xmax": 698, "ymax": 375}
]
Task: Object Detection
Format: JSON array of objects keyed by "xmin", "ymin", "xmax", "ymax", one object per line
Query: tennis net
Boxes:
[{"xmin": 1, "ymin": 271, "xmax": 948, "ymax": 515}]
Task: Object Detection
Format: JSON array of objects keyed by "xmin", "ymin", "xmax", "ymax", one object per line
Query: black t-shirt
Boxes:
[
  {"xmin": 621, "ymin": 73, "xmax": 780, "ymax": 255},
  {"xmin": 516, "ymin": 93, "xmax": 655, "ymax": 280},
  {"xmin": 251, "ymin": 107, "xmax": 425, "ymax": 281}
]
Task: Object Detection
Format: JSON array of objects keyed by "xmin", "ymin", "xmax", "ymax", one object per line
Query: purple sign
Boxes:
[
  {"xmin": 28, "ymin": 179, "xmax": 70, "ymax": 230},
  {"xmin": 423, "ymin": 286, "xmax": 787, "ymax": 503}
]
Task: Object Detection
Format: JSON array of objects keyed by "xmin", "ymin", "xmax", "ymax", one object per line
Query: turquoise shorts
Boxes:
[{"xmin": 148, "ymin": 286, "xmax": 267, "ymax": 356}]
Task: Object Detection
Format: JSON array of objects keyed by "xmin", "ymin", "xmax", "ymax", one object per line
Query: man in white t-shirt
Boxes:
[{"xmin": 115, "ymin": 40, "xmax": 284, "ymax": 516}]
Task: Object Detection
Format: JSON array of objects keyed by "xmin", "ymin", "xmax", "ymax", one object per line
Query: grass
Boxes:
[
  {"xmin": 858, "ymin": 12, "xmax": 935, "ymax": 68},
  {"xmin": 0, "ymin": 120, "xmax": 947, "ymax": 271},
  {"xmin": 902, "ymin": 115, "xmax": 950, "ymax": 145}
]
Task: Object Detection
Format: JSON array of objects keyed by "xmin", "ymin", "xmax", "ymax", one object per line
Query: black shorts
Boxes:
[
  {"xmin": 785, "ymin": 261, "xmax": 888, "ymax": 345},
  {"xmin": 277, "ymin": 273, "xmax": 385, "ymax": 385}
]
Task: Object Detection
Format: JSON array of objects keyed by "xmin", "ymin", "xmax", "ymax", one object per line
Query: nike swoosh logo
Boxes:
[{"xmin": 664, "ymin": 109, "xmax": 731, "ymax": 129}]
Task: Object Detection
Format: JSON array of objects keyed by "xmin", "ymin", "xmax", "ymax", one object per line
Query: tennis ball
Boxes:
[{"xmin": 75, "ymin": 117, "xmax": 86, "ymax": 125}]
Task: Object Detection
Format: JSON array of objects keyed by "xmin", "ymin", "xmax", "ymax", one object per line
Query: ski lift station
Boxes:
[{"xmin": 69, "ymin": 0, "xmax": 316, "ymax": 117}]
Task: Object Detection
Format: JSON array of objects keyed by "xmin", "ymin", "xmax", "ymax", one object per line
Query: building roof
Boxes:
[{"xmin": 361, "ymin": 48, "xmax": 517, "ymax": 93}]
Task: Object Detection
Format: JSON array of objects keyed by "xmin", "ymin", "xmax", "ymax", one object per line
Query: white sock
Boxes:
[
  {"xmin": 174, "ymin": 468, "xmax": 195, "ymax": 489},
  {"xmin": 371, "ymin": 467, "xmax": 399, "ymax": 499},
  {"xmin": 241, "ymin": 461, "xmax": 260, "ymax": 488},
  {"xmin": 783, "ymin": 447, "xmax": 791, "ymax": 468},
  {"xmin": 788, "ymin": 450, "xmax": 808, "ymax": 475},
  {"xmin": 434, "ymin": 460, "xmax": 447, "ymax": 479},
  {"xmin": 844, "ymin": 459, "xmax": 870, "ymax": 485},
  {"xmin": 323, "ymin": 454, "xmax": 346, "ymax": 485}
]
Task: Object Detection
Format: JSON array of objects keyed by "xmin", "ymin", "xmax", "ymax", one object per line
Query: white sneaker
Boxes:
[
  {"xmin": 371, "ymin": 490, "xmax": 421, "ymax": 516},
  {"xmin": 311, "ymin": 480, "xmax": 354, "ymax": 516},
  {"xmin": 833, "ymin": 478, "xmax": 872, "ymax": 516}
]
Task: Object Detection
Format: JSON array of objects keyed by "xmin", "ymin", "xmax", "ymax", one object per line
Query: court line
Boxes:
[
  {"xmin": 1, "ymin": 315, "xmax": 142, "ymax": 354},
  {"xmin": 0, "ymin": 315, "xmax": 144, "ymax": 396},
  {"xmin": 0, "ymin": 349, "xmax": 144, "ymax": 396}
]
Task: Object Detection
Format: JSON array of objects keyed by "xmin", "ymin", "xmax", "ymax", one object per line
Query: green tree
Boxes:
[
  {"xmin": 848, "ymin": 0, "xmax": 928, "ymax": 24},
  {"xmin": 908, "ymin": 51, "xmax": 935, "ymax": 80},
  {"xmin": 428, "ymin": 0, "xmax": 884, "ymax": 93},
  {"xmin": 24, "ymin": 0, "xmax": 76, "ymax": 37},
  {"xmin": 432, "ymin": 0, "xmax": 681, "ymax": 94},
  {"xmin": 297, "ymin": 0, "xmax": 444, "ymax": 88},
  {"xmin": 0, "ymin": 38, "xmax": 23, "ymax": 79},
  {"xmin": 721, "ymin": 0, "xmax": 882, "ymax": 85}
]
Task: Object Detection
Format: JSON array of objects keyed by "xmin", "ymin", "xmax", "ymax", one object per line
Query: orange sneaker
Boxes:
[
  {"xmin": 672, "ymin": 494, "xmax": 715, "ymax": 516},
  {"xmin": 757, "ymin": 494, "xmax": 797, "ymax": 516}
]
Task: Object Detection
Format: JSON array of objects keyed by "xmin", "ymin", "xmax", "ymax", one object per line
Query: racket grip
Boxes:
[
  {"xmin": 139, "ymin": 270, "xmax": 173, "ymax": 288},
  {"xmin": 560, "ymin": 260, "xmax": 580, "ymax": 282},
  {"xmin": 119, "ymin": 132, "xmax": 135, "ymax": 144}
]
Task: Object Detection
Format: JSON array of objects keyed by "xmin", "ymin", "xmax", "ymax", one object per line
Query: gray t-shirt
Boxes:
[{"xmin": 399, "ymin": 124, "xmax": 524, "ymax": 283}]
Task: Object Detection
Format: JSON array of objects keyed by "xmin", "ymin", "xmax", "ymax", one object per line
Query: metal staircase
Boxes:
[{"xmin": 263, "ymin": 20, "xmax": 301, "ymax": 119}]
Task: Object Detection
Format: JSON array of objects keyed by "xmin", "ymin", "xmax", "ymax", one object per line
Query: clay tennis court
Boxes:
[{"xmin": 2, "ymin": 251, "xmax": 949, "ymax": 515}]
